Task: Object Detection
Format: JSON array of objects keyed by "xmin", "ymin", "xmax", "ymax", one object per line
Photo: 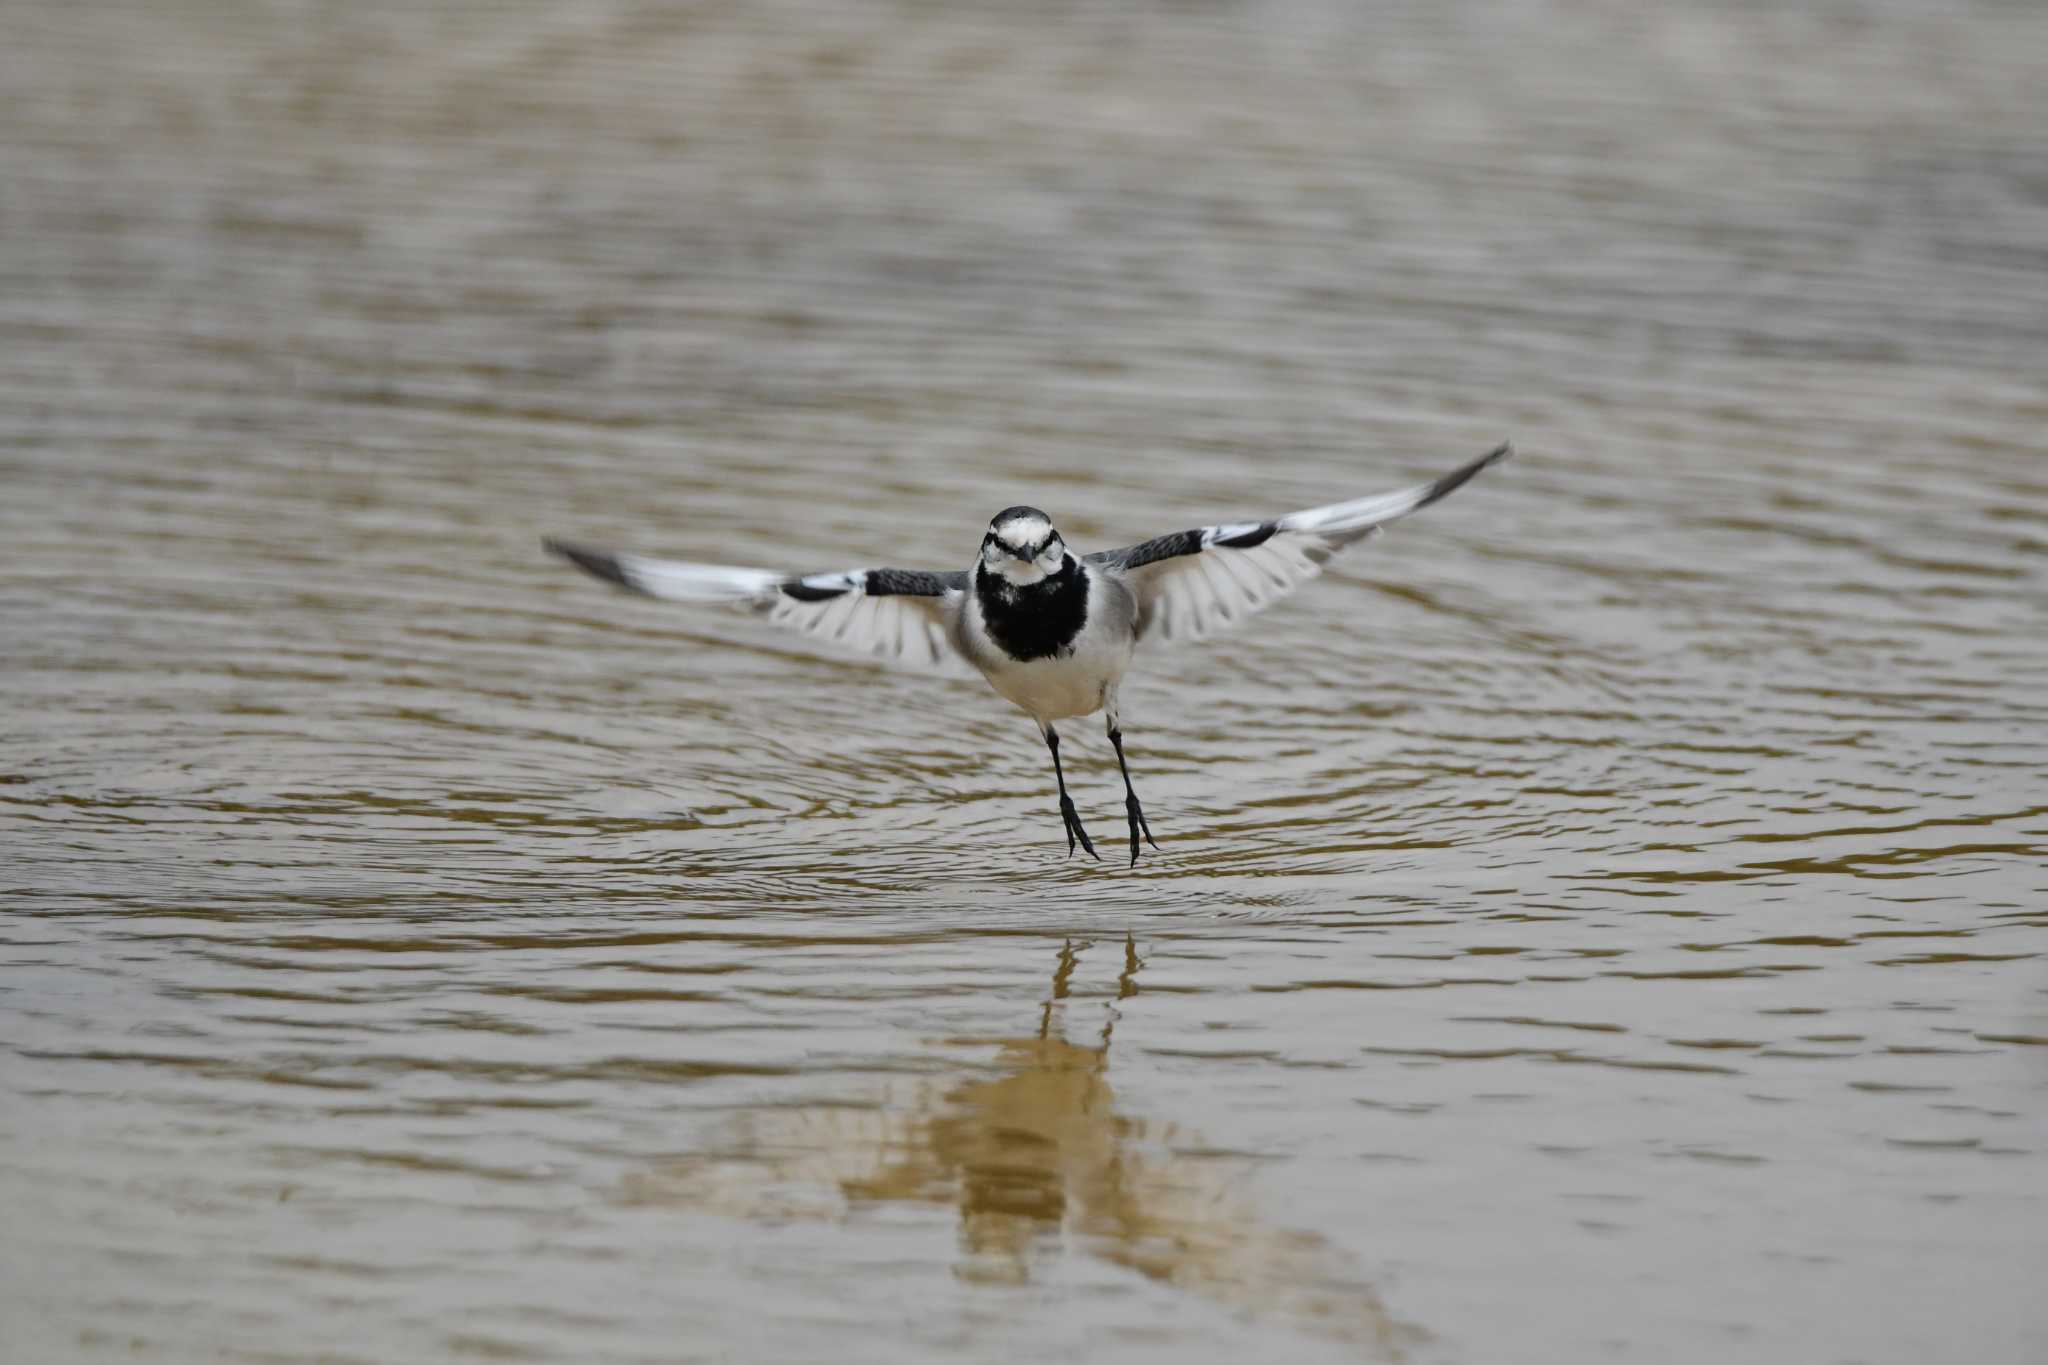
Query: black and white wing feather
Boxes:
[
  {"xmin": 1088, "ymin": 442, "xmax": 1511, "ymax": 645},
  {"xmin": 545, "ymin": 539, "xmax": 967, "ymax": 670}
]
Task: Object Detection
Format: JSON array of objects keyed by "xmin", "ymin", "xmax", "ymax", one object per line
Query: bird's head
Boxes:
[{"xmin": 981, "ymin": 505, "xmax": 1069, "ymax": 587}]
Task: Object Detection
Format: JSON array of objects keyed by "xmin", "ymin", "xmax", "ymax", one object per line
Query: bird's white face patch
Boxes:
[
  {"xmin": 993, "ymin": 516, "xmax": 1051, "ymax": 554},
  {"xmin": 983, "ymin": 514, "xmax": 1065, "ymax": 586}
]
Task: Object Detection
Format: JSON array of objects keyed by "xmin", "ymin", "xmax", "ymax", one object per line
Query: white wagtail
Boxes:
[{"xmin": 548, "ymin": 442, "xmax": 1510, "ymax": 865}]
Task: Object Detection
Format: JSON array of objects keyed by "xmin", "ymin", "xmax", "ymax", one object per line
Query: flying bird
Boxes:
[{"xmin": 548, "ymin": 442, "xmax": 1511, "ymax": 865}]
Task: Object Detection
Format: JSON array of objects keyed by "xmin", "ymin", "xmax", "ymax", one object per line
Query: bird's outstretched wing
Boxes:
[
  {"xmin": 1087, "ymin": 442, "xmax": 1511, "ymax": 645},
  {"xmin": 545, "ymin": 539, "xmax": 967, "ymax": 670}
]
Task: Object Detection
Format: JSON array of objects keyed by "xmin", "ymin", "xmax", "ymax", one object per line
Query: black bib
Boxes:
[{"xmin": 975, "ymin": 559, "xmax": 1090, "ymax": 661}]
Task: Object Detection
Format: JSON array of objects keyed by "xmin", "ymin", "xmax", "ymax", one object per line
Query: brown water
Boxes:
[{"xmin": 4, "ymin": 2, "xmax": 2047, "ymax": 1361}]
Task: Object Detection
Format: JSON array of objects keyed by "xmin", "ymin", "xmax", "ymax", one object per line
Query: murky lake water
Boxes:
[{"xmin": 4, "ymin": 2, "xmax": 2046, "ymax": 1361}]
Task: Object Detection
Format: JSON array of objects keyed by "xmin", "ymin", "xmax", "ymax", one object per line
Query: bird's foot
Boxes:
[
  {"xmin": 1124, "ymin": 793, "xmax": 1159, "ymax": 866},
  {"xmin": 1059, "ymin": 795, "xmax": 1099, "ymax": 860}
]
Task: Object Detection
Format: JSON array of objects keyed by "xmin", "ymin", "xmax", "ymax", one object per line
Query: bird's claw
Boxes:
[
  {"xmin": 1059, "ymin": 794, "xmax": 1099, "ymax": 860},
  {"xmin": 1124, "ymin": 793, "xmax": 1159, "ymax": 866}
]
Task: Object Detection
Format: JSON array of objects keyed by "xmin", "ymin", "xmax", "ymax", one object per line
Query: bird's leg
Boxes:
[
  {"xmin": 1042, "ymin": 724, "xmax": 1097, "ymax": 861},
  {"xmin": 1107, "ymin": 719, "xmax": 1160, "ymax": 867}
]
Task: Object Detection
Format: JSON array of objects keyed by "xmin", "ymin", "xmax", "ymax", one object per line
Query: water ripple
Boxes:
[{"xmin": 6, "ymin": 2, "xmax": 2048, "ymax": 1362}]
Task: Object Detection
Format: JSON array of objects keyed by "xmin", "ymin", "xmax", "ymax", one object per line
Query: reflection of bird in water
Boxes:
[{"xmin": 622, "ymin": 939, "xmax": 1418, "ymax": 1356}]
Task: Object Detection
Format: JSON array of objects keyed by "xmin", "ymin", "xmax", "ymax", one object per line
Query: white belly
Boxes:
[{"xmin": 979, "ymin": 641, "xmax": 1130, "ymax": 721}]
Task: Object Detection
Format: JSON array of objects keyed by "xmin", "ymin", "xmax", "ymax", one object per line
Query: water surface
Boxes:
[{"xmin": 4, "ymin": 2, "xmax": 2046, "ymax": 1362}]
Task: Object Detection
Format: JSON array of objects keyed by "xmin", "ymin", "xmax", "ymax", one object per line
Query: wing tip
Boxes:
[
  {"xmin": 544, "ymin": 537, "xmax": 643, "ymax": 594},
  {"xmin": 1417, "ymin": 439, "xmax": 1514, "ymax": 509}
]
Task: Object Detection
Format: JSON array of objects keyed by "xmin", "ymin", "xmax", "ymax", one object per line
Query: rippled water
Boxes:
[{"xmin": 4, "ymin": 2, "xmax": 2046, "ymax": 1361}]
